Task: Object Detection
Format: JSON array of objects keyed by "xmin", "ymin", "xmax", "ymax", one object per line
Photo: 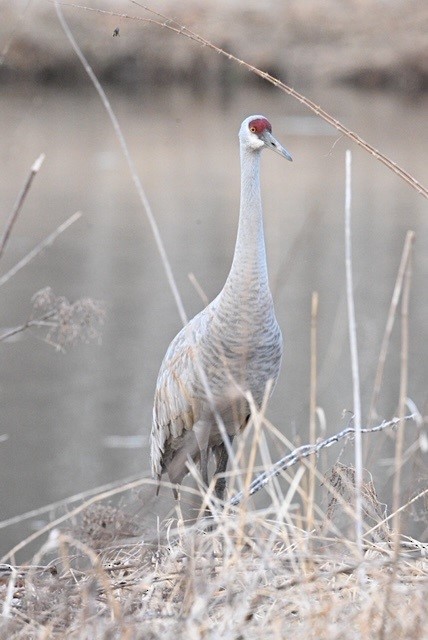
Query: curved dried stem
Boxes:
[
  {"xmin": 56, "ymin": 2, "xmax": 428, "ymax": 199},
  {"xmin": 54, "ymin": 0, "xmax": 188, "ymax": 326},
  {"xmin": 229, "ymin": 414, "xmax": 416, "ymax": 506}
]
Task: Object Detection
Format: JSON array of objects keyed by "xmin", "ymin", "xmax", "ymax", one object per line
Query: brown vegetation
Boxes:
[
  {"xmin": 0, "ymin": 0, "xmax": 427, "ymax": 93},
  {"xmin": 0, "ymin": 464, "xmax": 427, "ymax": 639}
]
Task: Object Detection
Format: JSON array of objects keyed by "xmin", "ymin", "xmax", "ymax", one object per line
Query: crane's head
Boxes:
[{"xmin": 239, "ymin": 115, "xmax": 292, "ymax": 161}]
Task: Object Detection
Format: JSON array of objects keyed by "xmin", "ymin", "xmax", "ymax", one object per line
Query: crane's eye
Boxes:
[{"xmin": 250, "ymin": 126, "xmax": 256, "ymax": 133}]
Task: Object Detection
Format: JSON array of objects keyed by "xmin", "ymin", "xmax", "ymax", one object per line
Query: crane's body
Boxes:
[{"xmin": 151, "ymin": 115, "xmax": 292, "ymax": 499}]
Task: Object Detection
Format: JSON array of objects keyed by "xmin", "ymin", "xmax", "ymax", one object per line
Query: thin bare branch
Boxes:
[
  {"xmin": 229, "ymin": 414, "xmax": 416, "ymax": 506},
  {"xmin": 54, "ymin": 1, "xmax": 188, "ymax": 326},
  {"xmin": 0, "ymin": 154, "xmax": 45, "ymax": 261},
  {"xmin": 0, "ymin": 311, "xmax": 55, "ymax": 343},
  {"xmin": 0, "ymin": 211, "xmax": 82, "ymax": 288},
  {"xmin": 138, "ymin": 2, "xmax": 428, "ymax": 199},
  {"xmin": 55, "ymin": 2, "xmax": 427, "ymax": 199}
]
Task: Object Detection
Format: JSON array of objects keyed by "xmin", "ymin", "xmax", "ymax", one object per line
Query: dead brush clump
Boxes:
[
  {"xmin": 70, "ymin": 503, "xmax": 141, "ymax": 550},
  {"xmin": 1, "ymin": 479, "xmax": 427, "ymax": 639},
  {"xmin": 30, "ymin": 287, "xmax": 105, "ymax": 351}
]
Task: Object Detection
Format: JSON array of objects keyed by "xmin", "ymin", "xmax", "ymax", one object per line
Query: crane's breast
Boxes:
[{"xmin": 150, "ymin": 303, "xmax": 283, "ymax": 477}]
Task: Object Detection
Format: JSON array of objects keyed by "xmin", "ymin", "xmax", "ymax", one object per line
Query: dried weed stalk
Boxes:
[
  {"xmin": 325, "ymin": 463, "xmax": 390, "ymax": 544},
  {"xmin": 29, "ymin": 286, "xmax": 105, "ymax": 351}
]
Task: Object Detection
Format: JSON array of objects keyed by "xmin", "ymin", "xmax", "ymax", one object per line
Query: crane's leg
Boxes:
[
  {"xmin": 200, "ymin": 446, "xmax": 209, "ymax": 488},
  {"xmin": 193, "ymin": 421, "xmax": 210, "ymax": 491},
  {"xmin": 213, "ymin": 435, "xmax": 234, "ymax": 501}
]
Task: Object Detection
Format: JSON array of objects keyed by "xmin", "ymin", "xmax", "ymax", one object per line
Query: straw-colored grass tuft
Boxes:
[{"xmin": 1, "ymin": 474, "xmax": 427, "ymax": 639}]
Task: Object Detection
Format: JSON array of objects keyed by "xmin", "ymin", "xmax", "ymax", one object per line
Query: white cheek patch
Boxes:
[{"xmin": 249, "ymin": 136, "xmax": 265, "ymax": 151}]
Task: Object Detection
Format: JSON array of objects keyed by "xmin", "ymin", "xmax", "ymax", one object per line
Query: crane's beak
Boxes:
[{"xmin": 262, "ymin": 130, "xmax": 293, "ymax": 161}]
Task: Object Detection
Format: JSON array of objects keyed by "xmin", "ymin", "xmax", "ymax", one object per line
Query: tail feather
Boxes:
[{"xmin": 155, "ymin": 473, "xmax": 162, "ymax": 496}]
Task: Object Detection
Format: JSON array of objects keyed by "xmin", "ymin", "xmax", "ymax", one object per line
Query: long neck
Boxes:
[{"xmin": 226, "ymin": 145, "xmax": 269, "ymax": 289}]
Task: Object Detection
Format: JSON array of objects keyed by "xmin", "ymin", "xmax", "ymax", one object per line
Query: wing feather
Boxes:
[{"xmin": 150, "ymin": 325, "xmax": 198, "ymax": 479}]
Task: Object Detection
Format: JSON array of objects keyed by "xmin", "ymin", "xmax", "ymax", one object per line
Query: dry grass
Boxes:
[
  {"xmin": 0, "ymin": 468, "xmax": 427, "ymax": 639},
  {"xmin": 0, "ymin": 413, "xmax": 426, "ymax": 638}
]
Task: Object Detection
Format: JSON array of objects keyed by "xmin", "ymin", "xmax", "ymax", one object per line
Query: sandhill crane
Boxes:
[{"xmin": 151, "ymin": 115, "xmax": 292, "ymax": 500}]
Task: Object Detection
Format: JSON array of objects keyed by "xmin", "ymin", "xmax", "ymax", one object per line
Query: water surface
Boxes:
[{"xmin": 0, "ymin": 85, "xmax": 427, "ymax": 554}]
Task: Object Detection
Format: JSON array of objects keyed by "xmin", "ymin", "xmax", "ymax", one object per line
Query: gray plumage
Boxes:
[{"xmin": 151, "ymin": 115, "xmax": 292, "ymax": 499}]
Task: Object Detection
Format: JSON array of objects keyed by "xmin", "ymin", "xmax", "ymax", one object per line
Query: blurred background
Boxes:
[{"xmin": 0, "ymin": 0, "xmax": 427, "ymax": 555}]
